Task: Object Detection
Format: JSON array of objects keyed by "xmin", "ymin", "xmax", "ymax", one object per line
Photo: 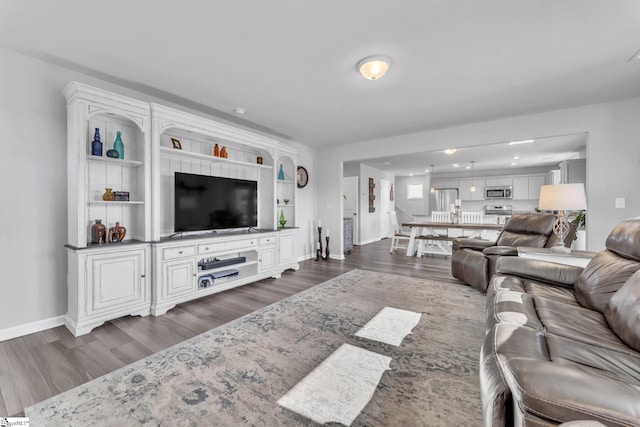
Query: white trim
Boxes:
[
  {"xmin": 0, "ymin": 315, "xmax": 66, "ymax": 342},
  {"xmin": 298, "ymin": 253, "xmax": 315, "ymax": 262},
  {"xmin": 358, "ymin": 238, "xmax": 382, "ymax": 245}
]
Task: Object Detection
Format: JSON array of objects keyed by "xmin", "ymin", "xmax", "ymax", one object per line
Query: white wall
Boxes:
[
  {"xmin": 317, "ymin": 97, "xmax": 640, "ymax": 254},
  {"xmin": 0, "ymin": 48, "xmax": 317, "ymax": 334},
  {"xmin": 394, "ymin": 175, "xmax": 431, "ymax": 224}
]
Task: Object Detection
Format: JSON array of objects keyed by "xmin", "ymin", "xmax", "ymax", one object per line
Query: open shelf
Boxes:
[
  {"xmin": 87, "ymin": 155, "xmax": 143, "ymax": 167},
  {"xmin": 89, "ymin": 200, "xmax": 145, "ymax": 205},
  {"xmin": 160, "ymin": 146, "xmax": 273, "ymax": 170}
]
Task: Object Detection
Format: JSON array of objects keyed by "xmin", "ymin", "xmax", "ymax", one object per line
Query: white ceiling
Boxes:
[
  {"xmin": 1, "ymin": 1, "xmax": 639, "ymax": 148},
  {"xmin": 352, "ymin": 132, "xmax": 587, "ymax": 176}
]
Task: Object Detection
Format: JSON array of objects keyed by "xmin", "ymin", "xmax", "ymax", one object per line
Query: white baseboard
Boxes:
[
  {"xmin": 358, "ymin": 238, "xmax": 382, "ymax": 246},
  {"xmin": 0, "ymin": 315, "xmax": 66, "ymax": 342},
  {"xmin": 298, "ymin": 253, "xmax": 315, "ymax": 262}
]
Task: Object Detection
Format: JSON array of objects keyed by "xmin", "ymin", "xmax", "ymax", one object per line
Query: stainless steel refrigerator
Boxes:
[{"xmin": 428, "ymin": 188, "xmax": 459, "ymax": 213}]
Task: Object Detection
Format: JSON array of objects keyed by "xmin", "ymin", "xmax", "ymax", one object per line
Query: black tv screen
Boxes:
[{"xmin": 174, "ymin": 172, "xmax": 258, "ymax": 232}]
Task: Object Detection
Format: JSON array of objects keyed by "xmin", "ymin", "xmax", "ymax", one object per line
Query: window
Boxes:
[{"xmin": 407, "ymin": 184, "xmax": 423, "ymax": 199}]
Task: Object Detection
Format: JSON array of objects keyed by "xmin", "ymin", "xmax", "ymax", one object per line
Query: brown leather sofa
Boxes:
[
  {"xmin": 481, "ymin": 217, "xmax": 640, "ymax": 426},
  {"xmin": 451, "ymin": 213, "xmax": 574, "ymax": 292}
]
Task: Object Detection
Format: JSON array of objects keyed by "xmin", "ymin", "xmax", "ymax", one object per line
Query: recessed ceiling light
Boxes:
[
  {"xmin": 512, "ymin": 155, "xmax": 520, "ymax": 160},
  {"xmin": 444, "ymin": 149, "xmax": 457, "ymax": 154},
  {"xmin": 510, "ymin": 162, "xmax": 517, "ymax": 166},
  {"xmin": 409, "ymin": 173, "xmax": 414, "ymax": 177},
  {"xmin": 508, "ymin": 139, "xmax": 534, "ymax": 145},
  {"xmin": 357, "ymin": 56, "xmax": 391, "ymax": 80},
  {"xmin": 465, "ymin": 166, "xmax": 471, "ymax": 169},
  {"xmin": 452, "ymin": 163, "xmax": 459, "ymax": 168},
  {"xmin": 234, "ymin": 107, "xmax": 246, "ymax": 115},
  {"xmin": 425, "ymin": 169, "xmax": 430, "ymax": 173}
]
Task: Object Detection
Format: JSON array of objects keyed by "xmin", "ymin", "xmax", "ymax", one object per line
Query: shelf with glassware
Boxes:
[
  {"xmin": 64, "ymin": 81, "xmax": 153, "ymax": 336},
  {"xmin": 276, "ymin": 154, "xmax": 297, "ymax": 228}
]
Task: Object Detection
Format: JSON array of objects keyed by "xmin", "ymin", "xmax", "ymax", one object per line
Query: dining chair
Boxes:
[
  {"xmin": 389, "ymin": 211, "xmax": 411, "ymax": 253},
  {"xmin": 461, "ymin": 211, "xmax": 483, "ymax": 224}
]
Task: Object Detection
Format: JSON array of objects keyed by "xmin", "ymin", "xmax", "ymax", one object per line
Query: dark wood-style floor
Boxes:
[{"xmin": 0, "ymin": 239, "xmax": 459, "ymax": 417}]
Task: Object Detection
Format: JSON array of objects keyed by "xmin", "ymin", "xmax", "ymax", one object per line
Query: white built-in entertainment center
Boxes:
[{"xmin": 64, "ymin": 82, "xmax": 299, "ymax": 336}]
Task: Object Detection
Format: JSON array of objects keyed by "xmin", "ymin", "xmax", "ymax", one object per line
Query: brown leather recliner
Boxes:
[
  {"xmin": 481, "ymin": 217, "xmax": 640, "ymax": 426},
  {"xmin": 451, "ymin": 213, "xmax": 574, "ymax": 292}
]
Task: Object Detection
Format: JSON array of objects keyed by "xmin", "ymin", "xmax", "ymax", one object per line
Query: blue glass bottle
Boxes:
[
  {"xmin": 91, "ymin": 128, "xmax": 102, "ymax": 156},
  {"xmin": 278, "ymin": 164, "xmax": 285, "ymax": 180},
  {"xmin": 113, "ymin": 131, "xmax": 124, "ymax": 159}
]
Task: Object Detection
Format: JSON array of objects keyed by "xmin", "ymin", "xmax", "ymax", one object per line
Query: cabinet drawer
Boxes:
[
  {"xmin": 198, "ymin": 238, "xmax": 258, "ymax": 255},
  {"xmin": 260, "ymin": 236, "xmax": 276, "ymax": 246},
  {"xmin": 163, "ymin": 245, "xmax": 196, "ymax": 260}
]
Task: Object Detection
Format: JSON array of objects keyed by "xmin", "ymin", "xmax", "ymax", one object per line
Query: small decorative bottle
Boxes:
[
  {"xmin": 279, "ymin": 209, "xmax": 287, "ymax": 228},
  {"xmin": 278, "ymin": 164, "xmax": 285, "ymax": 180},
  {"xmin": 213, "ymin": 143, "xmax": 220, "ymax": 157},
  {"xmin": 90, "ymin": 128, "xmax": 102, "ymax": 156},
  {"xmin": 113, "ymin": 131, "xmax": 124, "ymax": 159},
  {"xmin": 102, "ymin": 188, "xmax": 115, "ymax": 201},
  {"xmin": 220, "ymin": 146, "xmax": 227, "ymax": 158},
  {"xmin": 91, "ymin": 219, "xmax": 106, "ymax": 244}
]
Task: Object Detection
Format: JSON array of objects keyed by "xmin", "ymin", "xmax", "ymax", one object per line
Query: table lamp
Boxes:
[{"xmin": 538, "ymin": 183, "xmax": 587, "ymax": 253}]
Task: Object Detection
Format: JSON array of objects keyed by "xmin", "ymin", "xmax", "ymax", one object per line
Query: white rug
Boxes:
[
  {"xmin": 355, "ymin": 306, "xmax": 422, "ymax": 346},
  {"xmin": 277, "ymin": 343, "xmax": 392, "ymax": 426}
]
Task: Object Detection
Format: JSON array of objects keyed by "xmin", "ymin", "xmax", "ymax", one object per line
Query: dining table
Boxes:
[{"xmin": 401, "ymin": 221, "xmax": 505, "ymax": 257}]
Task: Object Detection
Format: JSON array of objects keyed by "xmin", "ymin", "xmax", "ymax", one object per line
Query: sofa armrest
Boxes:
[
  {"xmin": 495, "ymin": 256, "xmax": 583, "ymax": 287},
  {"xmin": 452, "ymin": 238, "xmax": 495, "ymax": 252},
  {"xmin": 483, "ymin": 245, "xmax": 519, "ymax": 257},
  {"xmin": 505, "ymin": 358, "xmax": 640, "ymax": 426}
]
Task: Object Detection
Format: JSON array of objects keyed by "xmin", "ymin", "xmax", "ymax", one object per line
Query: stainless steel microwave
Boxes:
[{"xmin": 485, "ymin": 186, "xmax": 512, "ymax": 199}]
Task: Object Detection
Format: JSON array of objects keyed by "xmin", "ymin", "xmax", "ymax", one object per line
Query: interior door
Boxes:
[
  {"xmin": 380, "ymin": 179, "xmax": 392, "ymax": 239},
  {"xmin": 343, "ymin": 176, "xmax": 359, "ymax": 244}
]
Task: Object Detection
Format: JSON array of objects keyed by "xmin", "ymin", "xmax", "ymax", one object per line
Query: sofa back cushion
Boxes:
[
  {"xmin": 575, "ymin": 218, "xmax": 640, "ymax": 313},
  {"xmin": 495, "ymin": 213, "xmax": 556, "ymax": 248},
  {"xmin": 605, "ymin": 270, "xmax": 640, "ymax": 352}
]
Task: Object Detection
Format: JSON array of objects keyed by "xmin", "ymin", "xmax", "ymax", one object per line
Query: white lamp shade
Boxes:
[
  {"xmin": 538, "ymin": 184, "xmax": 587, "ymax": 211},
  {"xmin": 357, "ymin": 56, "xmax": 390, "ymax": 80}
]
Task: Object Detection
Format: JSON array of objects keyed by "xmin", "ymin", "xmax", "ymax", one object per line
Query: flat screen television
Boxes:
[{"xmin": 174, "ymin": 172, "xmax": 258, "ymax": 232}]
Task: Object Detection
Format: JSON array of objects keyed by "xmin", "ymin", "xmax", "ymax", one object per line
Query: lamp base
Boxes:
[{"xmin": 550, "ymin": 244, "xmax": 572, "ymax": 254}]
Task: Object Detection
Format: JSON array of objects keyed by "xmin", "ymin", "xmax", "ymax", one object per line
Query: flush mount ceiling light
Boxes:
[
  {"xmin": 443, "ymin": 148, "xmax": 457, "ymax": 155},
  {"xmin": 234, "ymin": 107, "xmax": 246, "ymax": 115},
  {"xmin": 357, "ymin": 56, "xmax": 391, "ymax": 80}
]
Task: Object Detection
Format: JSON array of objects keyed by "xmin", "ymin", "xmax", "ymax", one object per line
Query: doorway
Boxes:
[
  {"xmin": 380, "ymin": 179, "xmax": 392, "ymax": 239},
  {"xmin": 343, "ymin": 176, "xmax": 359, "ymax": 244}
]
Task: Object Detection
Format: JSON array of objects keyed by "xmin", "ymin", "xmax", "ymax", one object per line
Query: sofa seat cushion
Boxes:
[
  {"xmin": 546, "ymin": 334, "xmax": 640, "ymax": 385},
  {"xmin": 605, "ymin": 270, "xmax": 640, "ymax": 353},
  {"xmin": 504, "ymin": 358, "xmax": 640, "ymax": 426},
  {"xmin": 534, "ymin": 298, "xmax": 628, "ymax": 351},
  {"xmin": 487, "ymin": 290, "xmax": 544, "ymax": 331},
  {"xmin": 451, "ymin": 247, "xmax": 489, "ymax": 291},
  {"xmin": 524, "ymin": 282, "xmax": 580, "ymax": 306},
  {"xmin": 575, "ymin": 250, "xmax": 640, "ymax": 313}
]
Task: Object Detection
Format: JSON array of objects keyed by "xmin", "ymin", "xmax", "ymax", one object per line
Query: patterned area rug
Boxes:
[{"xmin": 25, "ymin": 269, "xmax": 485, "ymax": 426}]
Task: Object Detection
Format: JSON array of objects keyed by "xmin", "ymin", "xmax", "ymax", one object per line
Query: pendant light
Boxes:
[
  {"xmin": 470, "ymin": 161, "xmax": 476, "ymax": 192},
  {"xmin": 429, "ymin": 165, "xmax": 435, "ymax": 193}
]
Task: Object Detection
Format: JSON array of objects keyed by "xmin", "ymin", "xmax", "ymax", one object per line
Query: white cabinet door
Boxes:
[
  {"xmin": 485, "ymin": 177, "xmax": 513, "ymax": 186},
  {"xmin": 528, "ymin": 175, "xmax": 546, "ymax": 201},
  {"xmin": 458, "ymin": 179, "xmax": 473, "ymax": 200},
  {"xmin": 433, "ymin": 179, "xmax": 459, "ymax": 189},
  {"xmin": 162, "ymin": 259, "xmax": 196, "ymax": 298},
  {"xmin": 260, "ymin": 245, "xmax": 277, "ymax": 272},
  {"xmin": 471, "ymin": 180, "xmax": 485, "ymax": 201},
  {"xmin": 86, "ymin": 249, "xmax": 147, "ymax": 316},
  {"xmin": 278, "ymin": 232, "xmax": 297, "ymax": 268},
  {"xmin": 512, "ymin": 176, "xmax": 529, "ymax": 200}
]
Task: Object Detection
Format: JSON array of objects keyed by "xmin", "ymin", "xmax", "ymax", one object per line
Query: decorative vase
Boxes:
[
  {"xmin": 108, "ymin": 222, "xmax": 126, "ymax": 243},
  {"xmin": 102, "ymin": 188, "xmax": 115, "ymax": 201},
  {"xmin": 213, "ymin": 143, "xmax": 220, "ymax": 157},
  {"xmin": 90, "ymin": 219, "xmax": 106, "ymax": 244},
  {"xmin": 90, "ymin": 128, "xmax": 102, "ymax": 156},
  {"xmin": 221, "ymin": 146, "xmax": 227, "ymax": 158},
  {"xmin": 278, "ymin": 164, "xmax": 285, "ymax": 180},
  {"xmin": 257, "ymin": 156, "xmax": 263, "ymax": 165},
  {"xmin": 113, "ymin": 131, "xmax": 124, "ymax": 159},
  {"xmin": 279, "ymin": 209, "xmax": 287, "ymax": 228}
]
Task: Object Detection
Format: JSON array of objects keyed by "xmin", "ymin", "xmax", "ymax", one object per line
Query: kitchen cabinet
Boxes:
[
  {"xmin": 546, "ymin": 170, "xmax": 561, "ymax": 185},
  {"xmin": 513, "ymin": 175, "xmax": 545, "ymax": 200},
  {"xmin": 485, "ymin": 177, "xmax": 513, "ymax": 187},
  {"xmin": 559, "ymin": 159, "xmax": 586, "ymax": 184},
  {"xmin": 432, "ymin": 179, "xmax": 459, "ymax": 189},
  {"xmin": 459, "ymin": 178, "xmax": 485, "ymax": 201}
]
